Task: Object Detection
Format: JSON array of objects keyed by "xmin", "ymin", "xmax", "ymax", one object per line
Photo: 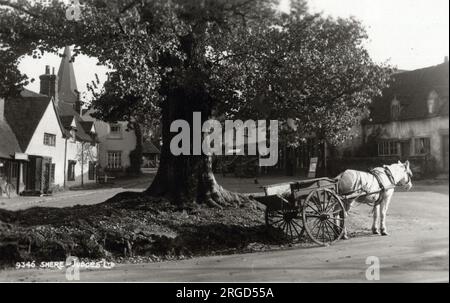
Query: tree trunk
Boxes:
[
  {"xmin": 128, "ymin": 122, "xmax": 143, "ymax": 176},
  {"xmin": 145, "ymin": 87, "xmax": 246, "ymax": 207}
]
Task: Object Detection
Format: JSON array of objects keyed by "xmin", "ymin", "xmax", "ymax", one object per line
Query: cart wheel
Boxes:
[
  {"xmin": 265, "ymin": 207, "xmax": 305, "ymax": 241},
  {"xmin": 302, "ymin": 188, "xmax": 345, "ymax": 246}
]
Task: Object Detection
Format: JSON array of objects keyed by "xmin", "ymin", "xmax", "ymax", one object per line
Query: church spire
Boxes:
[{"xmin": 57, "ymin": 46, "xmax": 80, "ymax": 110}]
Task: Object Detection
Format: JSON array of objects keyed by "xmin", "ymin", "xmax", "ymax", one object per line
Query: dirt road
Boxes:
[
  {"xmin": 1, "ymin": 183, "xmax": 447, "ymax": 282},
  {"xmin": 0, "ymin": 175, "xmax": 152, "ymax": 211}
]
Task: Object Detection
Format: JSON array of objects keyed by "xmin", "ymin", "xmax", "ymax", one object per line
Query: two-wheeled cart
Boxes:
[{"xmin": 252, "ymin": 177, "xmax": 347, "ymax": 246}]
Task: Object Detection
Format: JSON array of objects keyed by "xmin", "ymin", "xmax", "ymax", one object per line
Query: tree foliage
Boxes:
[
  {"xmin": 1, "ymin": 0, "xmax": 390, "ymax": 145},
  {"xmin": 0, "ymin": 0, "xmax": 394, "ymax": 205}
]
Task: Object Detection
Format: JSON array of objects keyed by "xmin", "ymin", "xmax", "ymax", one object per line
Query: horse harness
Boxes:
[{"xmin": 367, "ymin": 167, "xmax": 396, "ymax": 206}]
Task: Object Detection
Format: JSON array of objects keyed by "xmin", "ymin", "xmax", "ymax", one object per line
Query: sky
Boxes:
[{"xmin": 19, "ymin": 0, "xmax": 449, "ymax": 99}]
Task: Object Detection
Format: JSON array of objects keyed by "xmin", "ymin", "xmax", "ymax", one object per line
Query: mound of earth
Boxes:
[
  {"xmin": 0, "ymin": 192, "xmax": 372, "ymax": 268},
  {"xmin": 0, "ymin": 193, "xmax": 294, "ymax": 268}
]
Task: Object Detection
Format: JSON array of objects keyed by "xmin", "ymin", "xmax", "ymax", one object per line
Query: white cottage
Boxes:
[
  {"xmin": 363, "ymin": 61, "xmax": 449, "ymax": 174},
  {"xmin": 0, "ymin": 47, "xmax": 99, "ymax": 195}
]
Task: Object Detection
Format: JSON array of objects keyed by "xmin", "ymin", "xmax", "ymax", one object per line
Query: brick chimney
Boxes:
[{"xmin": 39, "ymin": 65, "xmax": 58, "ymax": 103}]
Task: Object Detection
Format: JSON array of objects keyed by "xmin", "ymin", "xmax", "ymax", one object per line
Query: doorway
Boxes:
[
  {"xmin": 400, "ymin": 139, "xmax": 411, "ymax": 160},
  {"xmin": 25, "ymin": 156, "xmax": 52, "ymax": 194}
]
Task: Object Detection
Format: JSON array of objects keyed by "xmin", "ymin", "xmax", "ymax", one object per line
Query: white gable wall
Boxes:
[
  {"xmin": 25, "ymin": 101, "xmax": 98, "ymax": 189},
  {"xmin": 25, "ymin": 102, "xmax": 66, "ymax": 187}
]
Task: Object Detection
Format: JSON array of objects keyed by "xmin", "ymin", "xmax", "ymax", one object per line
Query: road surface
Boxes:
[
  {"xmin": 0, "ymin": 175, "xmax": 153, "ymax": 211},
  {"xmin": 1, "ymin": 183, "xmax": 448, "ymax": 282}
]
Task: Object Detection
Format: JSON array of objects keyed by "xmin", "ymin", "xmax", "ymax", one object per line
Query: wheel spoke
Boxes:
[
  {"xmin": 270, "ymin": 218, "xmax": 285, "ymax": 227},
  {"xmin": 315, "ymin": 192, "xmax": 323, "ymax": 211},
  {"xmin": 321, "ymin": 221, "xmax": 327, "ymax": 243},
  {"xmin": 304, "ymin": 213, "xmax": 321, "ymax": 218},
  {"xmin": 328, "ymin": 219, "xmax": 343, "ymax": 231},
  {"xmin": 280, "ymin": 220, "xmax": 288, "ymax": 231},
  {"xmin": 309, "ymin": 217, "xmax": 321, "ymax": 233},
  {"xmin": 284, "ymin": 222, "xmax": 290, "ymax": 237},
  {"xmin": 314, "ymin": 221, "xmax": 322, "ymax": 240},
  {"xmin": 322, "ymin": 191, "xmax": 330, "ymax": 212},
  {"xmin": 288, "ymin": 222, "xmax": 294, "ymax": 239},
  {"xmin": 271, "ymin": 211, "xmax": 284, "ymax": 218},
  {"xmin": 291, "ymin": 220, "xmax": 301, "ymax": 238},
  {"xmin": 330, "ymin": 209, "xmax": 344, "ymax": 215},
  {"xmin": 325, "ymin": 220, "xmax": 340, "ymax": 238},
  {"xmin": 322, "ymin": 221, "xmax": 331, "ymax": 242},
  {"xmin": 323, "ymin": 221, "xmax": 335, "ymax": 241},
  {"xmin": 324, "ymin": 197, "xmax": 336, "ymax": 213},
  {"xmin": 322, "ymin": 190, "xmax": 327, "ymax": 204},
  {"xmin": 292, "ymin": 219, "xmax": 304, "ymax": 230},
  {"xmin": 306, "ymin": 203, "xmax": 321, "ymax": 214}
]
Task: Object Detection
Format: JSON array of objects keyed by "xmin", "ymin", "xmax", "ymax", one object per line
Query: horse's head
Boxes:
[{"xmin": 386, "ymin": 160, "xmax": 413, "ymax": 190}]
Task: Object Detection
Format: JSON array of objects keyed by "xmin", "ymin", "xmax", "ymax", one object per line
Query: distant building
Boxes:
[
  {"xmin": 81, "ymin": 115, "xmax": 140, "ymax": 176},
  {"xmin": 363, "ymin": 61, "xmax": 449, "ymax": 174}
]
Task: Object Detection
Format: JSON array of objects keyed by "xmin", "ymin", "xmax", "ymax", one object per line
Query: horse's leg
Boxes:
[
  {"xmin": 342, "ymin": 199, "xmax": 354, "ymax": 240},
  {"xmin": 372, "ymin": 204, "xmax": 380, "ymax": 235},
  {"xmin": 380, "ymin": 190, "xmax": 394, "ymax": 236}
]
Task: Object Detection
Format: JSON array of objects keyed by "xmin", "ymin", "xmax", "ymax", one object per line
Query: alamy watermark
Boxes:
[
  {"xmin": 170, "ymin": 112, "xmax": 279, "ymax": 166},
  {"xmin": 65, "ymin": 256, "xmax": 115, "ymax": 281},
  {"xmin": 365, "ymin": 256, "xmax": 380, "ymax": 281},
  {"xmin": 65, "ymin": 0, "xmax": 82, "ymax": 21}
]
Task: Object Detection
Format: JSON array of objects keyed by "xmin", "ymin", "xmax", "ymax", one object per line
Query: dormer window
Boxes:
[
  {"xmin": 70, "ymin": 129, "xmax": 77, "ymax": 143},
  {"xmin": 111, "ymin": 124, "xmax": 121, "ymax": 133},
  {"xmin": 108, "ymin": 123, "xmax": 122, "ymax": 139},
  {"xmin": 391, "ymin": 97, "xmax": 401, "ymax": 120},
  {"xmin": 427, "ymin": 91, "xmax": 438, "ymax": 115}
]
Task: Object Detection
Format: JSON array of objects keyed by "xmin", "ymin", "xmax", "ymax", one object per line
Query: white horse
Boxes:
[{"xmin": 337, "ymin": 160, "xmax": 413, "ymax": 238}]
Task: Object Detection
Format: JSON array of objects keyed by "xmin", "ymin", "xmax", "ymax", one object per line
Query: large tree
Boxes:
[{"xmin": 0, "ymin": 0, "xmax": 391, "ymax": 206}]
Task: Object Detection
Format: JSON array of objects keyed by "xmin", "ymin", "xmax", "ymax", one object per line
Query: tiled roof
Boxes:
[
  {"xmin": 368, "ymin": 62, "xmax": 449, "ymax": 124},
  {"xmin": 60, "ymin": 115, "xmax": 75, "ymax": 129},
  {"xmin": 4, "ymin": 95, "xmax": 52, "ymax": 151},
  {"xmin": 79, "ymin": 121, "xmax": 94, "ymax": 133},
  {"xmin": 20, "ymin": 88, "xmax": 47, "ymax": 98},
  {"xmin": 56, "ymin": 102, "xmax": 97, "ymax": 143},
  {"xmin": 0, "ymin": 119, "xmax": 22, "ymax": 159}
]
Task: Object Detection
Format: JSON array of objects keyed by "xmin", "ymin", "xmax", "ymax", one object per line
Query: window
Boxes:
[
  {"xmin": 378, "ymin": 140, "xmax": 399, "ymax": 156},
  {"xmin": 88, "ymin": 161, "xmax": 95, "ymax": 180},
  {"xmin": 67, "ymin": 160, "xmax": 76, "ymax": 181},
  {"xmin": 427, "ymin": 91, "xmax": 438, "ymax": 115},
  {"xmin": 414, "ymin": 138, "xmax": 431, "ymax": 155},
  {"xmin": 391, "ymin": 98, "xmax": 401, "ymax": 121},
  {"xmin": 44, "ymin": 133, "xmax": 56, "ymax": 146},
  {"xmin": 108, "ymin": 124, "xmax": 122, "ymax": 139},
  {"xmin": 11, "ymin": 162, "xmax": 18, "ymax": 179},
  {"xmin": 107, "ymin": 151, "xmax": 122, "ymax": 169},
  {"xmin": 110, "ymin": 124, "xmax": 121, "ymax": 133},
  {"xmin": 70, "ymin": 129, "xmax": 77, "ymax": 143},
  {"xmin": 50, "ymin": 163, "xmax": 55, "ymax": 184}
]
